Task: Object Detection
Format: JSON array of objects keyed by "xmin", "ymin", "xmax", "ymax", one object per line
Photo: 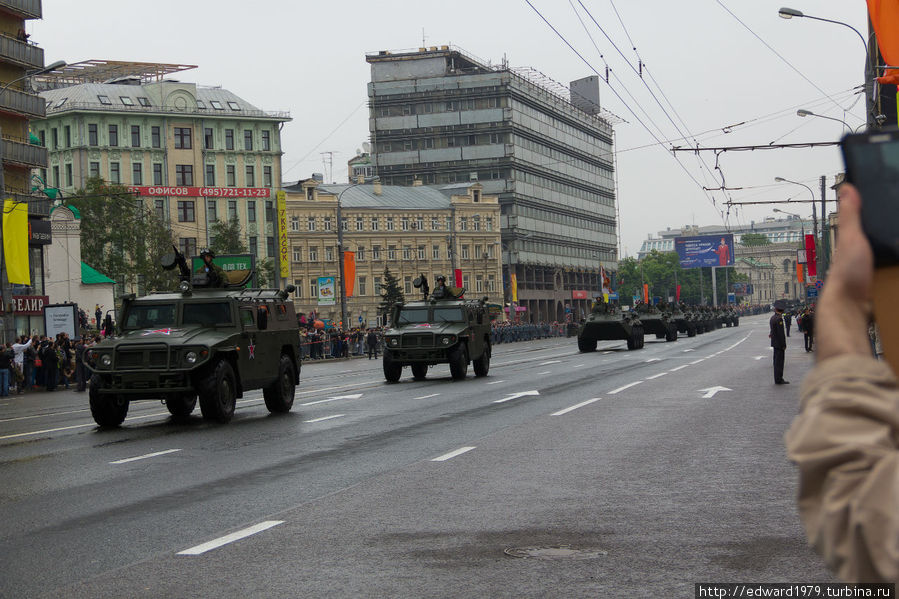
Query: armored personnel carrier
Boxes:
[
  {"xmin": 669, "ymin": 304, "xmax": 697, "ymax": 337},
  {"xmin": 577, "ymin": 299, "xmax": 644, "ymax": 352},
  {"xmin": 722, "ymin": 306, "xmax": 740, "ymax": 327},
  {"xmin": 381, "ymin": 275, "xmax": 492, "ymax": 382},
  {"xmin": 638, "ymin": 303, "xmax": 678, "ymax": 342},
  {"xmin": 86, "ymin": 248, "xmax": 301, "ymax": 427}
]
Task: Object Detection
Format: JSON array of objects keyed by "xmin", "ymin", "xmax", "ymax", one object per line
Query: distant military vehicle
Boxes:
[
  {"xmin": 669, "ymin": 304, "xmax": 697, "ymax": 337},
  {"xmin": 721, "ymin": 306, "xmax": 740, "ymax": 327},
  {"xmin": 86, "ymin": 248, "xmax": 300, "ymax": 427},
  {"xmin": 637, "ymin": 303, "xmax": 678, "ymax": 342},
  {"xmin": 577, "ymin": 299, "xmax": 644, "ymax": 352},
  {"xmin": 381, "ymin": 275, "xmax": 492, "ymax": 382}
]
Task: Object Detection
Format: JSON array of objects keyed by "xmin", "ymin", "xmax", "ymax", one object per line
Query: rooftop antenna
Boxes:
[{"xmin": 422, "ymin": 28, "xmax": 427, "ymax": 47}]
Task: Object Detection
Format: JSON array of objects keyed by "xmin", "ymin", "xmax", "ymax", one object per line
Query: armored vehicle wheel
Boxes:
[
  {"xmin": 166, "ymin": 393, "xmax": 197, "ymax": 418},
  {"xmin": 577, "ymin": 336, "xmax": 597, "ymax": 352},
  {"xmin": 89, "ymin": 374, "xmax": 129, "ymax": 427},
  {"xmin": 383, "ymin": 351, "xmax": 402, "ymax": 383},
  {"xmin": 411, "ymin": 363, "xmax": 428, "ymax": 380},
  {"xmin": 448, "ymin": 343, "xmax": 469, "ymax": 380},
  {"xmin": 666, "ymin": 327, "xmax": 678, "ymax": 342},
  {"xmin": 263, "ymin": 354, "xmax": 296, "ymax": 413},
  {"xmin": 473, "ymin": 343, "xmax": 490, "ymax": 377},
  {"xmin": 687, "ymin": 324, "xmax": 697, "ymax": 337},
  {"xmin": 636, "ymin": 327, "xmax": 645, "ymax": 349},
  {"xmin": 626, "ymin": 333, "xmax": 636, "ymax": 350},
  {"xmin": 733, "ymin": 318, "xmax": 740, "ymax": 327},
  {"xmin": 199, "ymin": 360, "xmax": 237, "ymax": 423}
]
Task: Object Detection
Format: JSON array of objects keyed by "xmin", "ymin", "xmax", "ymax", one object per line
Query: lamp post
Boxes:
[
  {"xmin": 774, "ymin": 176, "xmax": 819, "ymax": 276},
  {"xmin": 335, "ymin": 179, "xmax": 370, "ymax": 333},
  {"xmin": 0, "ymin": 60, "xmax": 66, "ymax": 342}
]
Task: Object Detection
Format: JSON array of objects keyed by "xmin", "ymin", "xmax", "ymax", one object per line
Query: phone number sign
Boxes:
[{"xmin": 127, "ymin": 186, "xmax": 271, "ymax": 198}]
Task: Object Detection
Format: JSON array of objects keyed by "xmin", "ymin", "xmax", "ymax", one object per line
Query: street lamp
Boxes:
[
  {"xmin": 795, "ymin": 109, "xmax": 854, "ymax": 132},
  {"xmin": 777, "ymin": 7, "xmax": 867, "ymax": 53},
  {"xmin": 334, "ymin": 179, "xmax": 373, "ymax": 333}
]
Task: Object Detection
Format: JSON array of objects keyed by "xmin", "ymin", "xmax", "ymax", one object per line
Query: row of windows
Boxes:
[
  {"xmin": 520, "ymin": 239, "xmax": 615, "ymax": 263},
  {"xmin": 511, "ymin": 97, "xmax": 612, "ymax": 147},
  {"xmin": 178, "ymin": 235, "xmax": 275, "ymax": 260},
  {"xmin": 43, "ymin": 124, "xmax": 273, "ymax": 152},
  {"xmin": 172, "ymin": 199, "xmax": 275, "ymax": 224},
  {"xmin": 517, "ymin": 170, "xmax": 615, "ymax": 208},
  {"xmin": 375, "ymin": 96, "xmax": 505, "ymax": 118},
  {"xmin": 62, "ymin": 161, "xmax": 273, "ymax": 188},
  {"xmin": 512, "ymin": 204, "xmax": 615, "ymax": 235},
  {"xmin": 291, "ymin": 243, "xmax": 496, "ymax": 263},
  {"xmin": 294, "ymin": 274, "xmax": 497, "ymax": 299},
  {"xmin": 81, "ymin": 94, "xmax": 247, "ymax": 113},
  {"xmin": 381, "ymin": 169, "xmax": 509, "ymax": 186},
  {"xmin": 379, "ymin": 132, "xmax": 506, "ymax": 153},
  {"xmin": 287, "ymin": 214, "xmax": 494, "ymax": 233}
]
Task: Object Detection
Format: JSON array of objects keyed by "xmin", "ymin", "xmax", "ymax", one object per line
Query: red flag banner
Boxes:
[
  {"xmin": 343, "ymin": 251, "xmax": 356, "ymax": 297},
  {"xmin": 454, "ymin": 269, "xmax": 463, "ymax": 289},
  {"xmin": 643, "ymin": 284, "xmax": 649, "ymax": 304},
  {"xmin": 796, "ymin": 262, "xmax": 804, "ymax": 284},
  {"xmin": 676, "ymin": 284, "xmax": 681, "ymax": 302},
  {"xmin": 804, "ymin": 234, "xmax": 817, "ymax": 277}
]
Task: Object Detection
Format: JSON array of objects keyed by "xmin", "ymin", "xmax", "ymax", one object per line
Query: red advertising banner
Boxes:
[
  {"xmin": 126, "ymin": 186, "xmax": 271, "ymax": 198},
  {"xmin": 804, "ymin": 234, "xmax": 817, "ymax": 277},
  {"xmin": 571, "ymin": 290, "xmax": 588, "ymax": 300}
]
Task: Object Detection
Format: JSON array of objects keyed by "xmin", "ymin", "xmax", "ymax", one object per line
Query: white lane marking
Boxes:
[
  {"xmin": 646, "ymin": 372, "xmax": 668, "ymax": 380},
  {"xmin": 754, "ymin": 356, "xmax": 765, "ymax": 360},
  {"xmin": 682, "ymin": 349, "xmax": 695, "ymax": 353},
  {"xmin": 573, "ymin": 364, "xmax": 585, "ymax": 368},
  {"xmin": 110, "ymin": 448, "xmax": 182, "ymax": 465},
  {"xmin": 178, "ymin": 521, "xmax": 285, "ymax": 556},
  {"xmin": 608, "ymin": 381, "xmax": 643, "ymax": 395},
  {"xmin": 0, "ymin": 407, "xmax": 92, "ymax": 423},
  {"xmin": 432, "ymin": 446, "xmax": 476, "ymax": 462},
  {"xmin": 699, "ymin": 386, "xmax": 732, "ymax": 399},
  {"xmin": 552, "ymin": 398, "xmax": 601, "ymax": 416},
  {"xmin": 300, "ymin": 394, "xmax": 363, "ymax": 407},
  {"xmin": 493, "ymin": 390, "xmax": 540, "ymax": 404},
  {"xmin": 297, "ymin": 381, "xmax": 371, "ymax": 396},
  {"xmin": 536, "ymin": 371, "xmax": 551, "ymax": 375},
  {"xmin": 602, "ymin": 351, "xmax": 613, "ymax": 355},
  {"xmin": 645, "ymin": 358, "xmax": 661, "ymax": 363},
  {"xmin": 690, "ymin": 359, "xmax": 706, "ymax": 364},
  {"xmin": 538, "ymin": 360, "xmax": 562, "ymax": 366},
  {"xmin": 0, "ymin": 411, "xmax": 173, "ymax": 441},
  {"xmin": 485, "ymin": 380, "xmax": 506, "ymax": 385},
  {"xmin": 670, "ymin": 365, "xmax": 690, "ymax": 372},
  {"xmin": 304, "ymin": 414, "xmax": 345, "ymax": 423},
  {"xmin": 414, "ymin": 393, "xmax": 440, "ymax": 400}
]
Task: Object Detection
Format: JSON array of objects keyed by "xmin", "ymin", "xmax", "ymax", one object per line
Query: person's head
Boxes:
[
  {"xmin": 200, "ymin": 248, "xmax": 215, "ymax": 265},
  {"xmin": 436, "ymin": 275, "xmax": 446, "ymax": 285}
]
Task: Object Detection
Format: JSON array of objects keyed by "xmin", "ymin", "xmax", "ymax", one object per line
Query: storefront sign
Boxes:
[
  {"xmin": 13, "ymin": 295, "xmax": 48, "ymax": 315},
  {"xmin": 28, "ymin": 219, "xmax": 51, "ymax": 245},
  {"xmin": 571, "ymin": 290, "xmax": 588, "ymax": 300},
  {"xmin": 126, "ymin": 186, "xmax": 271, "ymax": 198},
  {"xmin": 276, "ymin": 190, "xmax": 289, "ymax": 278}
]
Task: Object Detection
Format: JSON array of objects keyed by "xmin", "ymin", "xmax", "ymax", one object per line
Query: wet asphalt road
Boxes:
[{"xmin": 0, "ymin": 314, "xmax": 832, "ymax": 598}]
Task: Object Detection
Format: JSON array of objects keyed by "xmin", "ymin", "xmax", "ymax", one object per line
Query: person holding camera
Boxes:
[{"xmin": 785, "ymin": 183, "xmax": 899, "ymax": 582}]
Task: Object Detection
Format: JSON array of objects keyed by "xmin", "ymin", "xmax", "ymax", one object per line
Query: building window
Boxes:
[
  {"xmin": 155, "ymin": 199, "xmax": 165, "ymax": 219},
  {"xmin": 292, "ymin": 247, "xmax": 302, "ymax": 262},
  {"xmin": 132, "ymin": 163, "xmax": 142, "ymax": 185},
  {"xmin": 210, "ymin": 100, "xmax": 224, "ymax": 110},
  {"xmin": 248, "ymin": 236, "xmax": 257, "ymax": 257},
  {"xmin": 176, "ymin": 165, "xmax": 193, "ymax": 186},
  {"xmin": 265, "ymin": 200, "xmax": 274, "ymax": 222},
  {"xmin": 248, "ymin": 200, "xmax": 256, "ymax": 223},
  {"xmin": 371, "ymin": 217, "xmax": 379, "ymax": 231},
  {"xmin": 472, "ymin": 215, "xmax": 480, "ymax": 231},
  {"xmin": 179, "ymin": 237, "xmax": 197, "ymax": 257},
  {"xmin": 305, "ymin": 187, "xmax": 314, "ymax": 201},
  {"xmin": 404, "ymin": 276, "xmax": 412, "ymax": 295},
  {"xmin": 784, "ymin": 282, "xmax": 790, "ymax": 294},
  {"xmin": 356, "ymin": 246, "xmax": 365, "ymax": 261},
  {"xmin": 341, "ymin": 217, "xmax": 348, "ymax": 231},
  {"xmin": 358, "ymin": 277, "xmax": 366, "ymax": 296},
  {"xmin": 263, "ymin": 166, "xmax": 272, "ymax": 188},
  {"xmin": 89, "ymin": 162, "xmax": 100, "ymax": 178},
  {"xmin": 461, "ymin": 245, "xmax": 470, "ymax": 259},
  {"xmin": 151, "ymin": 126, "xmax": 161, "ymax": 148},
  {"xmin": 224, "ymin": 200, "xmax": 235, "ymax": 220},
  {"xmin": 226, "ymin": 165, "xmax": 236, "ymax": 187},
  {"xmin": 401, "ymin": 217, "xmax": 409, "ymax": 231},
  {"xmin": 325, "ymin": 246, "xmax": 334, "ymax": 262},
  {"xmin": 88, "ymin": 124, "xmax": 98, "ymax": 146},
  {"xmin": 108, "ymin": 162, "xmax": 119, "ymax": 184},
  {"xmin": 261, "ymin": 130, "xmax": 271, "ymax": 151},
  {"xmin": 205, "ymin": 164, "xmax": 215, "ymax": 186},
  {"xmin": 106, "ymin": 125, "xmax": 117, "ymax": 147},
  {"xmin": 417, "ymin": 245, "xmax": 425, "ymax": 260},
  {"xmin": 290, "ymin": 216, "xmax": 299, "ymax": 232},
  {"xmin": 204, "ymin": 128, "xmax": 213, "ymax": 149},
  {"xmin": 196, "ymin": 100, "xmax": 206, "ymax": 110},
  {"xmin": 386, "ymin": 217, "xmax": 395, "ymax": 231},
  {"xmin": 459, "ymin": 217, "xmax": 467, "ymax": 231},
  {"xmin": 64, "ymin": 125, "xmax": 71, "ymax": 147},
  {"xmin": 50, "ymin": 128, "xmax": 57, "ymax": 149},
  {"xmin": 485, "ymin": 217, "xmax": 493, "ymax": 231},
  {"xmin": 308, "ymin": 246, "xmax": 318, "ymax": 261},
  {"xmin": 355, "ymin": 217, "xmax": 364, "ymax": 231},
  {"xmin": 97, "ymin": 95, "xmax": 111, "ymax": 105},
  {"xmin": 323, "ymin": 217, "xmax": 331, "ymax": 231},
  {"xmin": 431, "ymin": 217, "xmax": 440, "ymax": 231},
  {"xmin": 307, "ymin": 216, "xmax": 315, "ymax": 231},
  {"xmin": 374, "ymin": 276, "xmax": 381, "ymax": 295},
  {"xmin": 153, "ymin": 163, "xmax": 163, "ymax": 185},
  {"xmin": 138, "ymin": 97, "xmax": 151, "ymax": 107},
  {"xmin": 65, "ymin": 163, "xmax": 73, "ymax": 186},
  {"xmin": 206, "ymin": 200, "xmax": 217, "ymax": 222},
  {"xmin": 244, "ymin": 130, "xmax": 253, "ymax": 151},
  {"xmin": 174, "ymin": 127, "xmax": 192, "ymax": 149},
  {"xmin": 225, "ymin": 129, "xmax": 234, "ymax": 150},
  {"xmin": 177, "ymin": 201, "xmax": 196, "ymax": 222},
  {"xmin": 310, "ymin": 280, "xmax": 318, "ymax": 298},
  {"xmin": 388, "ymin": 245, "xmax": 396, "ymax": 260},
  {"xmin": 245, "ymin": 166, "xmax": 255, "ymax": 187},
  {"xmin": 403, "ymin": 246, "xmax": 412, "ymax": 260},
  {"xmin": 228, "ymin": 101, "xmax": 240, "ymax": 111},
  {"xmin": 52, "ymin": 165, "xmax": 59, "ymax": 187},
  {"xmin": 416, "ymin": 216, "xmax": 424, "ymax": 230}
]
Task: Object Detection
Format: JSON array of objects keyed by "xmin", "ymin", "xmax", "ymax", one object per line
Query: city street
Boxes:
[{"xmin": 0, "ymin": 314, "xmax": 833, "ymax": 597}]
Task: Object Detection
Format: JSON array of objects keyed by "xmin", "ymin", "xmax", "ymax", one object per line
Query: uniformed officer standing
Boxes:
[{"xmin": 769, "ymin": 301, "xmax": 789, "ymax": 384}]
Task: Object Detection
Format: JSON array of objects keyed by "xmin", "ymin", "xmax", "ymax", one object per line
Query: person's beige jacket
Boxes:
[{"xmin": 786, "ymin": 354, "xmax": 899, "ymax": 582}]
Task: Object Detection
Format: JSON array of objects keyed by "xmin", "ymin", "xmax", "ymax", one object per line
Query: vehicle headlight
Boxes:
[
  {"xmin": 99, "ymin": 354, "xmax": 112, "ymax": 367},
  {"xmin": 389, "ymin": 337, "xmax": 398, "ymax": 347},
  {"xmin": 185, "ymin": 350, "xmax": 198, "ymax": 365},
  {"xmin": 441, "ymin": 336, "xmax": 452, "ymax": 345}
]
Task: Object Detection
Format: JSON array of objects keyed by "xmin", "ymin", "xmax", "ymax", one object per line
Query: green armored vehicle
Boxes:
[
  {"xmin": 86, "ymin": 249, "xmax": 301, "ymax": 427},
  {"xmin": 577, "ymin": 299, "xmax": 644, "ymax": 352},
  {"xmin": 637, "ymin": 303, "xmax": 678, "ymax": 342},
  {"xmin": 381, "ymin": 275, "xmax": 492, "ymax": 382},
  {"xmin": 669, "ymin": 303, "xmax": 697, "ymax": 338}
]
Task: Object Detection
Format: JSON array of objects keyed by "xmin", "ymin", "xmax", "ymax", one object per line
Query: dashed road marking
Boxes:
[
  {"xmin": 178, "ymin": 521, "xmax": 285, "ymax": 556},
  {"xmin": 646, "ymin": 372, "xmax": 668, "ymax": 380},
  {"xmin": 110, "ymin": 448, "xmax": 182, "ymax": 465},
  {"xmin": 552, "ymin": 398, "xmax": 601, "ymax": 416},
  {"xmin": 304, "ymin": 414, "xmax": 345, "ymax": 423},
  {"xmin": 432, "ymin": 446, "xmax": 476, "ymax": 462},
  {"xmin": 413, "ymin": 393, "xmax": 440, "ymax": 400},
  {"xmin": 608, "ymin": 381, "xmax": 643, "ymax": 395},
  {"xmin": 670, "ymin": 365, "xmax": 690, "ymax": 372}
]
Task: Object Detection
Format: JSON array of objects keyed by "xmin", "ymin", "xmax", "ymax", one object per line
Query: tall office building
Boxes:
[{"xmin": 366, "ymin": 46, "xmax": 618, "ymax": 322}]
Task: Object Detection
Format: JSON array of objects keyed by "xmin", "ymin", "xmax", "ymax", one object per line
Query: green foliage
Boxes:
[
  {"xmin": 208, "ymin": 216, "xmax": 248, "ymax": 255},
  {"xmin": 378, "ymin": 266, "xmax": 404, "ymax": 317},
  {"xmin": 740, "ymin": 233, "xmax": 770, "ymax": 246},
  {"xmin": 255, "ymin": 257, "xmax": 274, "ymax": 288},
  {"xmin": 616, "ymin": 250, "xmax": 748, "ymax": 305},
  {"xmin": 68, "ymin": 177, "xmax": 176, "ymax": 294}
]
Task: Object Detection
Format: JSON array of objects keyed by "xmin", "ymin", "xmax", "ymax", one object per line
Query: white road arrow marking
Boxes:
[
  {"xmin": 699, "ymin": 386, "xmax": 732, "ymax": 399},
  {"xmin": 493, "ymin": 390, "xmax": 540, "ymax": 404},
  {"xmin": 300, "ymin": 394, "xmax": 363, "ymax": 407}
]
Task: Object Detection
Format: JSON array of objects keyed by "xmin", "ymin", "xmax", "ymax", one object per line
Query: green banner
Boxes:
[{"xmin": 190, "ymin": 254, "xmax": 255, "ymax": 287}]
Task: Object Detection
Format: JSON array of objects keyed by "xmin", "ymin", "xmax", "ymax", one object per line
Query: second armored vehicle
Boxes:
[
  {"xmin": 635, "ymin": 303, "xmax": 678, "ymax": 342},
  {"xmin": 577, "ymin": 300, "xmax": 644, "ymax": 351}
]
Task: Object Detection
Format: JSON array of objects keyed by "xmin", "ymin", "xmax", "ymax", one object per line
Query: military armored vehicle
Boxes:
[
  {"xmin": 722, "ymin": 306, "xmax": 740, "ymax": 327},
  {"xmin": 381, "ymin": 275, "xmax": 492, "ymax": 382},
  {"xmin": 669, "ymin": 304, "xmax": 697, "ymax": 338},
  {"xmin": 86, "ymin": 248, "xmax": 301, "ymax": 427},
  {"xmin": 577, "ymin": 299, "xmax": 644, "ymax": 352},
  {"xmin": 637, "ymin": 303, "xmax": 678, "ymax": 342}
]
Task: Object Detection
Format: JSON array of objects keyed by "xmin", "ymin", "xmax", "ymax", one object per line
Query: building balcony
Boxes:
[
  {"xmin": 2, "ymin": 135, "xmax": 46, "ymax": 168},
  {"xmin": 0, "ymin": 86, "xmax": 44, "ymax": 118},
  {"xmin": 0, "ymin": 32, "xmax": 43, "ymax": 70},
  {"xmin": 0, "ymin": 0, "xmax": 41, "ymax": 19}
]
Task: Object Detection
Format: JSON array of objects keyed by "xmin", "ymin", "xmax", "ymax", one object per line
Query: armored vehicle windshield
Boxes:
[{"xmin": 122, "ymin": 303, "xmax": 176, "ymax": 330}]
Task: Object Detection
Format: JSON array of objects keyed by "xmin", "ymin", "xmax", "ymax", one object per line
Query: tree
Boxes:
[
  {"xmin": 208, "ymin": 216, "xmax": 247, "ymax": 255},
  {"xmin": 616, "ymin": 250, "xmax": 747, "ymax": 305},
  {"xmin": 378, "ymin": 266, "xmax": 404, "ymax": 320},
  {"xmin": 68, "ymin": 177, "xmax": 176, "ymax": 295},
  {"xmin": 255, "ymin": 257, "xmax": 274, "ymax": 288},
  {"xmin": 740, "ymin": 233, "xmax": 770, "ymax": 246}
]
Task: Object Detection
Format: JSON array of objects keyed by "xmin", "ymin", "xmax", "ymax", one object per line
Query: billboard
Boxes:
[
  {"xmin": 44, "ymin": 303, "xmax": 78, "ymax": 339},
  {"xmin": 731, "ymin": 282, "xmax": 754, "ymax": 296},
  {"xmin": 674, "ymin": 234, "xmax": 735, "ymax": 268},
  {"xmin": 190, "ymin": 254, "xmax": 255, "ymax": 287},
  {"xmin": 318, "ymin": 276, "xmax": 336, "ymax": 306}
]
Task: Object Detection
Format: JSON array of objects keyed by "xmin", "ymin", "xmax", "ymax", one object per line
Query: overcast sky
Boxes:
[{"xmin": 31, "ymin": 1, "xmax": 869, "ymax": 257}]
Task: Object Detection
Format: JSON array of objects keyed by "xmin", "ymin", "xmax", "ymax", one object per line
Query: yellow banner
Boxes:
[
  {"xmin": 276, "ymin": 190, "xmax": 289, "ymax": 278},
  {"xmin": 510, "ymin": 273, "xmax": 518, "ymax": 303},
  {"xmin": 3, "ymin": 199, "xmax": 29, "ymax": 285}
]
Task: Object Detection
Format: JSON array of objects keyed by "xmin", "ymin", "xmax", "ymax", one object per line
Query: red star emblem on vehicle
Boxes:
[
  {"xmin": 413, "ymin": 323, "xmax": 433, "ymax": 328},
  {"xmin": 142, "ymin": 328, "xmax": 177, "ymax": 336},
  {"xmin": 248, "ymin": 342, "xmax": 256, "ymax": 359}
]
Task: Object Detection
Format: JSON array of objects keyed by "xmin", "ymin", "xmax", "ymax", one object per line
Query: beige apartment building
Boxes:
[{"xmin": 282, "ymin": 179, "xmax": 502, "ymax": 327}]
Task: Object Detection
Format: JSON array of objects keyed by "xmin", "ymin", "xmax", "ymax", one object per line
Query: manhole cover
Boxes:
[{"xmin": 504, "ymin": 546, "xmax": 607, "ymax": 560}]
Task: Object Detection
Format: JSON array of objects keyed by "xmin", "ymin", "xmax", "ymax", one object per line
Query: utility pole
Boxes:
[{"xmin": 820, "ymin": 174, "xmax": 829, "ymax": 275}]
